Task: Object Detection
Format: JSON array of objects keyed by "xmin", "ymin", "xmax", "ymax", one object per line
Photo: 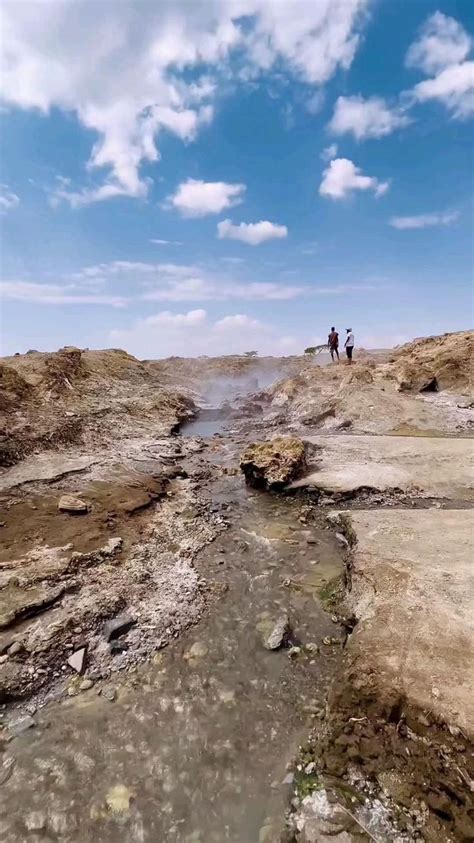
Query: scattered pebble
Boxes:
[
  {"xmin": 288, "ymin": 646, "xmax": 301, "ymax": 659},
  {"xmin": 102, "ymin": 687, "xmax": 117, "ymax": 702},
  {"xmin": 106, "ymin": 784, "xmax": 133, "ymax": 814}
]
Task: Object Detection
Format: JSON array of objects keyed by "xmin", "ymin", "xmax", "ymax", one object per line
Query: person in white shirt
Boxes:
[{"xmin": 344, "ymin": 328, "xmax": 354, "ymax": 363}]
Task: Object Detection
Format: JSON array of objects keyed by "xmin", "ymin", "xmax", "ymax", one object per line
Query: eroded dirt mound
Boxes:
[
  {"xmin": 263, "ymin": 331, "xmax": 473, "ymax": 435},
  {"xmin": 0, "ymin": 364, "xmax": 32, "ymax": 414},
  {"xmin": 387, "ymin": 330, "xmax": 473, "ymax": 392},
  {"xmin": 0, "ymin": 347, "xmax": 196, "ymax": 466}
]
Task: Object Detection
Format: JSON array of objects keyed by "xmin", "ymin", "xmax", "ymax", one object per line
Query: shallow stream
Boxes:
[{"xmin": 0, "ymin": 428, "xmax": 344, "ymax": 843}]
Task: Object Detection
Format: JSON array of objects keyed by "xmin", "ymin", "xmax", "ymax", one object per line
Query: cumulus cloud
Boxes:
[
  {"xmin": 214, "ymin": 313, "xmax": 263, "ymax": 331},
  {"xmin": 0, "ymin": 0, "xmax": 368, "ymax": 205},
  {"xmin": 110, "ymin": 307, "xmax": 270, "ymax": 358},
  {"xmin": 405, "ymin": 11, "xmax": 472, "ymax": 75},
  {"xmin": 0, "ymin": 280, "xmax": 126, "ymax": 306},
  {"xmin": 411, "ymin": 61, "xmax": 474, "ymax": 119},
  {"xmin": 389, "ymin": 210, "xmax": 460, "ymax": 230},
  {"xmin": 328, "ymin": 95, "xmax": 410, "ymax": 140},
  {"xmin": 217, "ymin": 219, "xmax": 288, "ymax": 245},
  {"xmin": 167, "ymin": 179, "xmax": 245, "ymax": 217},
  {"xmin": 405, "ymin": 13, "xmax": 473, "ymax": 120},
  {"xmin": 0, "ymin": 185, "xmax": 20, "ymax": 211},
  {"xmin": 319, "ymin": 158, "xmax": 389, "ymax": 199},
  {"xmin": 142, "ymin": 308, "xmax": 207, "ymax": 327}
]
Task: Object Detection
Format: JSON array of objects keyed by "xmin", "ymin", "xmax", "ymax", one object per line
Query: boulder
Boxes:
[{"xmin": 240, "ymin": 437, "xmax": 306, "ymax": 489}]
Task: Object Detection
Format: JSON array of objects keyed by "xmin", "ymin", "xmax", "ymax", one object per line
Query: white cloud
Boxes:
[
  {"xmin": 246, "ymin": 0, "xmax": 368, "ymax": 85},
  {"xmin": 405, "ymin": 13, "xmax": 473, "ymax": 120},
  {"xmin": 0, "ymin": 185, "xmax": 20, "ymax": 211},
  {"xmin": 320, "ymin": 143, "xmax": 338, "ymax": 162},
  {"xmin": 214, "ymin": 313, "xmax": 263, "ymax": 331},
  {"xmin": 319, "ymin": 158, "xmax": 389, "ymax": 199},
  {"xmin": 405, "ymin": 12, "xmax": 472, "ymax": 75},
  {"xmin": 167, "ymin": 179, "xmax": 245, "ymax": 217},
  {"xmin": 150, "ymin": 239, "xmax": 183, "ymax": 246},
  {"xmin": 68, "ymin": 259, "xmax": 304, "ymax": 301},
  {"xmin": 143, "ymin": 278, "xmax": 303, "ymax": 302},
  {"xmin": 410, "ymin": 61, "xmax": 474, "ymax": 119},
  {"xmin": 389, "ymin": 210, "xmax": 460, "ymax": 230},
  {"xmin": 142, "ymin": 308, "xmax": 207, "ymax": 327},
  {"xmin": 328, "ymin": 95, "xmax": 410, "ymax": 140},
  {"xmin": 217, "ymin": 219, "xmax": 288, "ymax": 245},
  {"xmin": 0, "ymin": 280, "xmax": 126, "ymax": 306},
  {"xmin": 0, "ymin": 1, "xmax": 368, "ymax": 205},
  {"xmin": 110, "ymin": 308, "xmax": 270, "ymax": 358}
]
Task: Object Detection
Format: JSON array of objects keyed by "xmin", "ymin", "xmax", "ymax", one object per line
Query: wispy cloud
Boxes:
[
  {"xmin": 328, "ymin": 95, "xmax": 410, "ymax": 140},
  {"xmin": 0, "ymin": 185, "xmax": 20, "ymax": 212},
  {"xmin": 143, "ymin": 278, "xmax": 305, "ymax": 302},
  {"xmin": 150, "ymin": 239, "xmax": 183, "ymax": 246},
  {"xmin": 0, "ymin": 280, "xmax": 126, "ymax": 307},
  {"xmin": 389, "ymin": 210, "xmax": 460, "ymax": 229}
]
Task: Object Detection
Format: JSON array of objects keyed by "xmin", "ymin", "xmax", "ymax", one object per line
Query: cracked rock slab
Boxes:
[
  {"xmin": 292, "ymin": 434, "xmax": 473, "ymax": 500},
  {"xmin": 341, "ymin": 508, "xmax": 474, "ymax": 737}
]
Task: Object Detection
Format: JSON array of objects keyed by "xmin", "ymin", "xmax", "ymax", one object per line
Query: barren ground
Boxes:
[{"xmin": 0, "ymin": 331, "xmax": 472, "ymax": 842}]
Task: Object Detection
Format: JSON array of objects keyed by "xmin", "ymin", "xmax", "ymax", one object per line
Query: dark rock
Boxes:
[
  {"xmin": 110, "ymin": 640, "xmax": 129, "ymax": 655},
  {"xmin": 103, "ymin": 614, "xmax": 136, "ymax": 642}
]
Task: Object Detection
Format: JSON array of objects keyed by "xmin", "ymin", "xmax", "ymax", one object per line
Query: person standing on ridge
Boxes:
[
  {"xmin": 327, "ymin": 327, "xmax": 339, "ymax": 362},
  {"xmin": 345, "ymin": 328, "xmax": 355, "ymax": 363}
]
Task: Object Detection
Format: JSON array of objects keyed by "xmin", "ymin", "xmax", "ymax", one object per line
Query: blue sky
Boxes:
[{"xmin": 1, "ymin": 0, "xmax": 473, "ymax": 357}]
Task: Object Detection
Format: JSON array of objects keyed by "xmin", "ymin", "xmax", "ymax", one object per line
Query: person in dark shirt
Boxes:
[{"xmin": 328, "ymin": 327, "xmax": 339, "ymax": 362}]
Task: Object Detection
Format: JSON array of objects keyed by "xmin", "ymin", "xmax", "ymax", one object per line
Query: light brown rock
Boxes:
[
  {"xmin": 58, "ymin": 495, "xmax": 88, "ymax": 513},
  {"xmin": 240, "ymin": 437, "xmax": 306, "ymax": 489}
]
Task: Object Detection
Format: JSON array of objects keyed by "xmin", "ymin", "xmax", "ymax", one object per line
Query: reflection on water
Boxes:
[{"xmin": 180, "ymin": 417, "xmax": 228, "ymax": 438}]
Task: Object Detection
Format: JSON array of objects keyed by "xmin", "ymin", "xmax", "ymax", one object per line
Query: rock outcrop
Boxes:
[{"xmin": 240, "ymin": 437, "xmax": 306, "ymax": 489}]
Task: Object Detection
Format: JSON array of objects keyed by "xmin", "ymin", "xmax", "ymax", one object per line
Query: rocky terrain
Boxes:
[{"xmin": 0, "ymin": 331, "xmax": 472, "ymax": 842}]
